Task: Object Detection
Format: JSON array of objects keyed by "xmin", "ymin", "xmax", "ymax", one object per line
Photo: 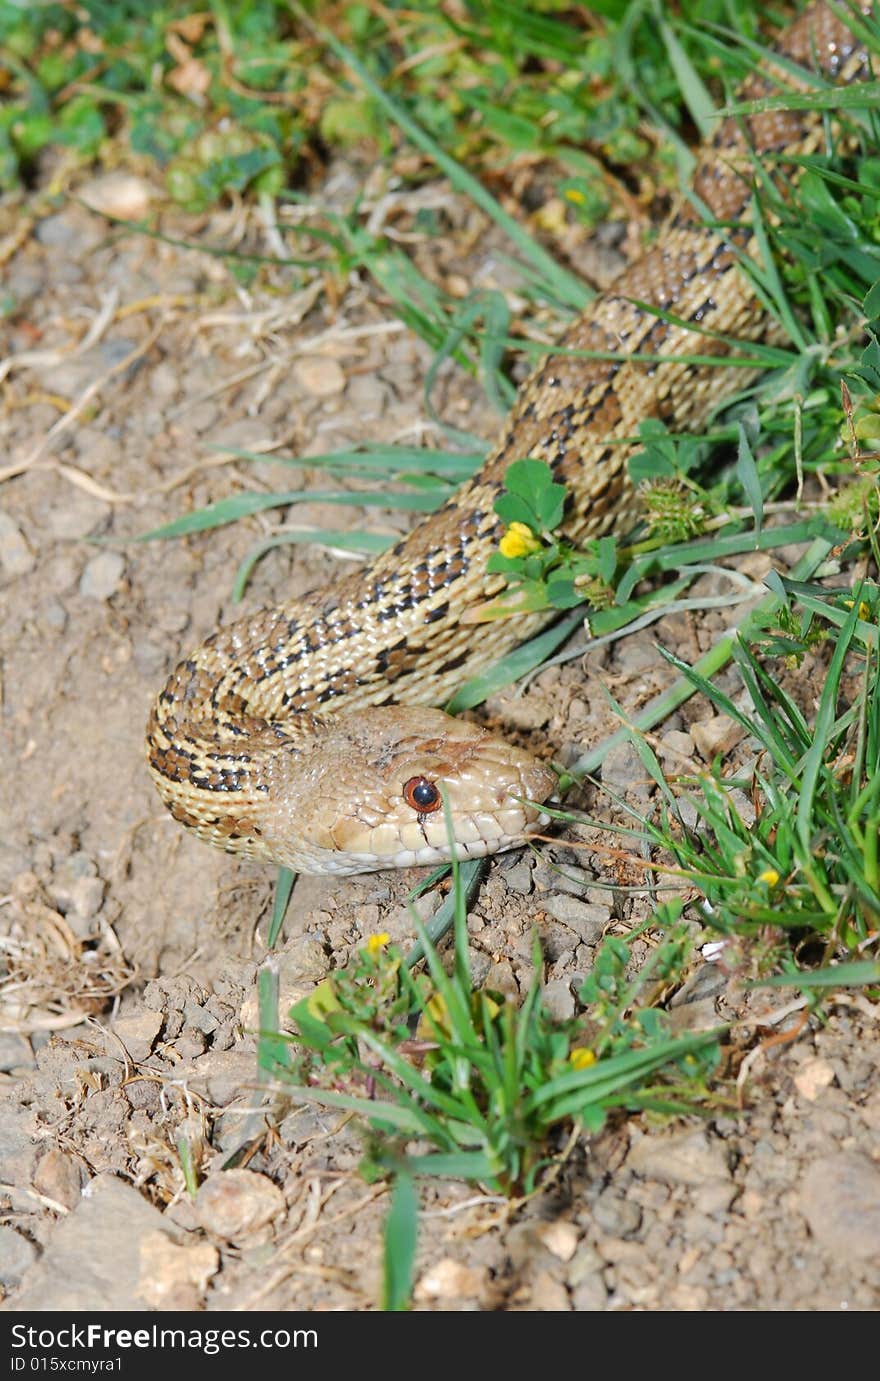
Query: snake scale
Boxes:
[{"xmin": 147, "ymin": 2, "xmax": 870, "ymax": 876}]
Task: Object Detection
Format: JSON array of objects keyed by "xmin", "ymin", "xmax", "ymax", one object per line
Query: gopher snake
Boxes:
[{"xmin": 147, "ymin": 3, "xmax": 869, "ymax": 876}]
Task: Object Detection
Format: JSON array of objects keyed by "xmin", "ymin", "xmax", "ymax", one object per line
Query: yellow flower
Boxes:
[
  {"xmin": 564, "ymin": 187, "xmax": 586, "ymax": 205},
  {"xmin": 365, "ymin": 932, "xmax": 391, "ymax": 956},
  {"xmin": 499, "ymin": 521, "xmax": 541, "ymax": 559},
  {"xmin": 569, "ymin": 1047, "xmax": 597, "ymax": 1070},
  {"xmin": 758, "ymin": 869, "xmax": 779, "ymax": 886},
  {"xmin": 843, "ymin": 598, "xmax": 872, "ymax": 622}
]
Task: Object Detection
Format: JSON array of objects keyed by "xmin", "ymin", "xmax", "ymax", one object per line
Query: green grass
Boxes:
[{"xmin": 21, "ymin": 0, "xmax": 880, "ymax": 1308}]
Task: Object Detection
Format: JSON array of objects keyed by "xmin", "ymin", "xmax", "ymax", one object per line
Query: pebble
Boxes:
[
  {"xmin": 10, "ymin": 1173, "xmax": 174, "ymax": 1310},
  {"xmin": 541, "ymin": 978, "xmax": 575, "ymax": 1021},
  {"xmin": 78, "ymin": 172, "xmax": 158, "ymax": 221},
  {"xmin": 51, "ymin": 339, "xmax": 140, "ymax": 398},
  {"xmin": 193, "ymin": 1169, "xmax": 284, "ymax": 1240},
  {"xmin": 79, "ymin": 551, "xmax": 125, "ymax": 600},
  {"xmin": 112, "ymin": 1010, "xmax": 163, "ymax": 1063},
  {"xmin": 33, "ymin": 1149, "xmax": 83, "ymax": 1211},
  {"xmin": 48, "ymin": 493, "xmax": 111, "ymax": 540},
  {"xmin": 186, "ymin": 1050, "xmax": 258, "ymax": 1108},
  {"xmin": 67, "ymin": 875, "xmax": 105, "ymax": 922},
  {"xmin": 592, "ymin": 1189, "xmax": 643, "ymax": 1237},
  {"xmin": 566, "ymin": 1245, "xmax": 605, "ymax": 1286},
  {"xmin": 0, "ymin": 1033, "xmax": 35, "ymax": 1074},
  {"xmin": 39, "ymin": 599, "xmax": 68, "ymax": 633},
  {"xmin": 542, "ymin": 894, "xmax": 607, "ymax": 943},
  {"xmin": 691, "ymin": 713, "xmax": 744, "ymax": 760},
  {"xmin": 525, "ymin": 1271, "xmax": 571, "ymax": 1311},
  {"xmin": 534, "ymin": 1221, "xmax": 579, "ymax": 1262},
  {"xmin": 137, "ymin": 1233, "xmax": 218, "ymax": 1311},
  {"xmin": 0, "ymin": 511, "xmax": 36, "ymax": 576},
  {"xmin": 601, "ymin": 741, "xmax": 651, "ymax": 801},
  {"xmin": 793, "ymin": 1057, "xmax": 836, "ymax": 1102},
  {"xmin": 414, "ymin": 1258, "xmax": 488, "ymax": 1301},
  {"xmin": 132, "ymin": 637, "xmax": 168, "ymax": 676},
  {"xmin": 570, "ymin": 1272, "xmax": 608, "ymax": 1311},
  {"xmin": 0, "ymin": 1227, "xmax": 38, "ymax": 1288},
  {"xmin": 149, "ymin": 361, "xmax": 181, "ymax": 403},
  {"xmin": 799, "ymin": 1153, "xmax": 880, "ymax": 1259},
  {"xmin": 35, "ymin": 211, "xmax": 102, "ymax": 253},
  {"xmin": 484, "ymin": 960, "xmax": 518, "ymax": 998},
  {"xmin": 185, "ymin": 401, "xmax": 220, "ymax": 433},
  {"xmin": 658, "ymin": 729, "xmax": 695, "ymax": 764},
  {"xmin": 625, "ymin": 1128, "xmax": 732, "ymax": 1187},
  {"xmin": 501, "ymin": 854, "xmax": 534, "ymax": 895},
  {"xmin": 294, "ymin": 356, "xmax": 346, "ymax": 397}
]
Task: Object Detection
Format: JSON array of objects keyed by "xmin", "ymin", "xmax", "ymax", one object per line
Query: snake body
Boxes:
[{"xmin": 147, "ymin": 3, "xmax": 868, "ymax": 876}]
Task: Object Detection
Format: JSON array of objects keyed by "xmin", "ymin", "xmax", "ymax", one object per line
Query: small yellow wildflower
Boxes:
[
  {"xmin": 365, "ymin": 932, "xmax": 391, "ymax": 956},
  {"xmin": 843, "ymin": 598, "xmax": 872, "ymax": 622},
  {"xmin": 569, "ymin": 1047, "xmax": 597, "ymax": 1071},
  {"xmin": 758, "ymin": 869, "xmax": 780, "ymax": 886},
  {"xmin": 499, "ymin": 521, "xmax": 541, "ymax": 559},
  {"xmin": 564, "ymin": 187, "xmax": 586, "ymax": 205}
]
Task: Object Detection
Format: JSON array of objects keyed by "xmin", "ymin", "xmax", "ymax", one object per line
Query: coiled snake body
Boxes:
[{"xmin": 147, "ymin": 3, "xmax": 868, "ymax": 876}]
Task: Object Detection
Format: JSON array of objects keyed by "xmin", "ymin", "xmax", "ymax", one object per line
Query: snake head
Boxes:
[{"xmin": 261, "ymin": 706, "xmax": 556, "ymax": 875}]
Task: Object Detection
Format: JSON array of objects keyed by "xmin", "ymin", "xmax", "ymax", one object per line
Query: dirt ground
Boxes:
[{"xmin": 1, "ymin": 169, "xmax": 879, "ymax": 1313}]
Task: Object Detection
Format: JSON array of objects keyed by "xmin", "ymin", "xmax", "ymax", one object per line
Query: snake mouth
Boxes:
[{"xmin": 309, "ymin": 804, "xmax": 554, "ymax": 876}]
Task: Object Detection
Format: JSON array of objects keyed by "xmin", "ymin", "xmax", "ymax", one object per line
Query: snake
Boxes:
[{"xmin": 147, "ymin": 2, "xmax": 870, "ymax": 877}]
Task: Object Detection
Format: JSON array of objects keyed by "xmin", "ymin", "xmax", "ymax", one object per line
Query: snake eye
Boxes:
[{"xmin": 403, "ymin": 776, "xmax": 441, "ymax": 813}]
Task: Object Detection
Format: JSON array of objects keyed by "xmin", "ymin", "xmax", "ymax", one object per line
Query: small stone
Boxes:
[
  {"xmin": 0, "ymin": 1033, "xmax": 34, "ymax": 1074},
  {"xmin": 692, "ymin": 1180, "xmax": 737, "ymax": 1215},
  {"xmin": 541, "ymin": 978, "xmax": 575, "ymax": 1021},
  {"xmin": 0, "ymin": 1227, "xmax": 38, "ymax": 1288},
  {"xmin": 273, "ymin": 938, "xmax": 332, "ymax": 1016},
  {"xmin": 133, "ymin": 637, "xmax": 168, "ymax": 676},
  {"xmin": 112, "ymin": 1010, "xmax": 163, "ymax": 1063},
  {"xmin": 414, "ymin": 1257, "xmax": 487, "ymax": 1300},
  {"xmin": 294, "ymin": 356, "xmax": 346, "ymax": 397},
  {"xmin": 667, "ymin": 1283, "xmax": 709, "ymax": 1310},
  {"xmin": 40, "ymin": 599, "xmax": 67, "ymax": 633},
  {"xmin": 48, "ymin": 853, "xmax": 99, "ymax": 913},
  {"xmin": 542, "ymin": 894, "xmax": 607, "ymax": 943},
  {"xmin": 0, "ymin": 511, "xmax": 36, "ymax": 576},
  {"xmin": 193, "ymin": 1169, "xmax": 284, "ymax": 1240},
  {"xmin": 601, "ymin": 741, "xmax": 647, "ymax": 796},
  {"xmin": 566, "ymin": 1245, "xmax": 604, "ymax": 1287},
  {"xmin": 48, "ymin": 493, "xmax": 110, "ymax": 540},
  {"xmin": 534, "ymin": 1221, "xmax": 579, "ymax": 1262},
  {"xmin": 79, "ymin": 551, "xmax": 125, "ymax": 600},
  {"xmin": 33, "ymin": 1149, "xmax": 83, "ymax": 1211},
  {"xmin": 793, "ymin": 1057, "xmax": 836, "ymax": 1102},
  {"xmin": 592, "ymin": 1190, "xmax": 642, "ymax": 1237},
  {"xmin": 571, "ymin": 1273, "xmax": 608, "ymax": 1311},
  {"xmin": 532, "ymin": 860, "xmax": 594, "ymax": 895},
  {"xmin": 150, "ymin": 362, "xmax": 181, "ymax": 403},
  {"xmin": 626, "ymin": 1128, "xmax": 731, "ymax": 1187},
  {"xmin": 190, "ymin": 1050, "xmax": 256, "ymax": 1107},
  {"xmin": 690, "ymin": 714, "xmax": 744, "ymax": 761},
  {"xmin": 79, "ymin": 172, "xmax": 158, "ymax": 221},
  {"xmin": 137, "ymin": 1232, "xmax": 218, "ymax": 1311},
  {"xmin": 68, "ymin": 875, "xmax": 104, "ymax": 921},
  {"xmin": 10, "ymin": 1173, "xmax": 174, "ymax": 1310},
  {"xmin": 35, "ymin": 211, "xmax": 102, "ymax": 253},
  {"xmin": 526, "ymin": 1271, "xmax": 571, "ymax": 1311},
  {"xmin": 658, "ymin": 729, "xmax": 695, "ymax": 765},
  {"xmin": 799, "ymin": 1153, "xmax": 880, "ymax": 1259},
  {"xmin": 501, "ymin": 854, "xmax": 534, "ymax": 895},
  {"xmin": 484, "ymin": 961, "xmax": 519, "ymax": 999}
]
